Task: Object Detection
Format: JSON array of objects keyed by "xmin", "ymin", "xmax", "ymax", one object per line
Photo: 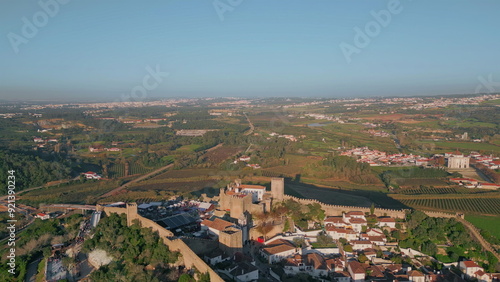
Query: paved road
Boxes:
[{"xmin": 24, "ymin": 256, "xmax": 42, "ymax": 282}]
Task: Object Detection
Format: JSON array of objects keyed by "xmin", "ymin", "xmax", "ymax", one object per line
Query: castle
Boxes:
[{"xmin": 219, "ymin": 177, "xmax": 285, "ymax": 219}]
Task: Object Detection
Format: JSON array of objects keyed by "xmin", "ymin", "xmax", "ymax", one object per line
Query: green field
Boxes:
[
  {"xmin": 465, "ymin": 215, "xmax": 500, "ymax": 240},
  {"xmin": 417, "ymin": 141, "xmax": 500, "ymax": 153},
  {"xmin": 176, "ymin": 144, "xmax": 202, "ymax": 152}
]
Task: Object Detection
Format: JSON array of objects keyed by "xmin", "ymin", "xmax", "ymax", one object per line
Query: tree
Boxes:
[
  {"xmin": 197, "ymin": 272, "xmax": 210, "ymax": 282},
  {"xmin": 316, "ymin": 232, "xmax": 335, "ymax": 247},
  {"xmin": 293, "ymin": 237, "xmax": 306, "ymax": 248},
  {"xmin": 178, "ymin": 273, "xmax": 194, "ymax": 282},
  {"xmin": 306, "ymin": 203, "xmax": 325, "ymax": 223},
  {"xmin": 358, "ymin": 253, "xmax": 368, "ymax": 263}
]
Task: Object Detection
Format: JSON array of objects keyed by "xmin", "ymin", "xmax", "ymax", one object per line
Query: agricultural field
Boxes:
[
  {"xmin": 129, "ymin": 161, "xmax": 158, "ymax": 175},
  {"xmin": 153, "ymin": 168, "xmax": 221, "ymax": 179},
  {"xmin": 108, "ymin": 163, "xmax": 125, "ymax": 178},
  {"xmin": 201, "ymin": 145, "xmax": 243, "ymax": 165},
  {"xmin": 394, "ymin": 178, "xmax": 450, "ymax": 187},
  {"xmin": 465, "ymin": 215, "xmax": 500, "ymax": 240},
  {"xmin": 396, "ymin": 198, "xmax": 500, "ymax": 215},
  {"xmin": 396, "ymin": 186, "xmax": 492, "ymax": 195},
  {"xmin": 129, "ymin": 180, "xmax": 217, "ymax": 193},
  {"xmin": 18, "ymin": 180, "xmax": 120, "ymax": 207},
  {"xmin": 108, "ymin": 161, "xmax": 160, "ymax": 178},
  {"xmin": 416, "ymin": 141, "xmax": 500, "ymax": 154}
]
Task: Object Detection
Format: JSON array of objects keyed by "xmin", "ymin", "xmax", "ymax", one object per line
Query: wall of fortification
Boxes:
[
  {"xmin": 165, "ymin": 238, "xmax": 225, "ymax": 282},
  {"xmin": 249, "ymin": 221, "xmax": 285, "ymax": 240},
  {"xmin": 97, "ymin": 205, "xmax": 126, "ymax": 215},
  {"xmin": 283, "ymin": 195, "xmax": 408, "ymax": 218},
  {"xmin": 100, "ymin": 205, "xmax": 224, "ymax": 282},
  {"xmin": 423, "ymin": 211, "xmax": 456, "ymax": 218}
]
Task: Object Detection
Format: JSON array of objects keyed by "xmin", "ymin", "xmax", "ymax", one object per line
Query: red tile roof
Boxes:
[
  {"xmin": 350, "ymin": 218, "xmax": 367, "ymax": 224},
  {"xmin": 325, "ymin": 216, "xmax": 345, "ymax": 223},
  {"xmin": 348, "ymin": 261, "xmax": 366, "ymax": 274},
  {"xmin": 378, "ymin": 217, "xmax": 395, "ymax": 222},
  {"xmin": 240, "ymin": 184, "xmax": 266, "ymax": 190},
  {"xmin": 462, "ymin": 260, "xmax": 480, "ymax": 268},
  {"xmin": 201, "ymin": 218, "xmax": 233, "ymax": 232},
  {"xmin": 262, "ymin": 240, "xmax": 296, "ymax": 255}
]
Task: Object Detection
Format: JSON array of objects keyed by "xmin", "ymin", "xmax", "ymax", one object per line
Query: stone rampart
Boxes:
[
  {"xmin": 100, "ymin": 205, "xmax": 224, "ymax": 282},
  {"xmin": 283, "ymin": 195, "xmax": 407, "ymax": 218}
]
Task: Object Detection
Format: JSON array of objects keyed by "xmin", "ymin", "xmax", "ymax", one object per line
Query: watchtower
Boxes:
[{"xmin": 271, "ymin": 177, "xmax": 284, "ymax": 202}]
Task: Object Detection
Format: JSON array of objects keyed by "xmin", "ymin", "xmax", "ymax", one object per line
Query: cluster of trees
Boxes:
[
  {"xmin": 399, "ymin": 211, "xmax": 498, "ymax": 272},
  {"xmin": 475, "ymin": 163, "xmax": 500, "ymax": 184},
  {"xmin": 0, "ymin": 149, "xmax": 72, "ymax": 194},
  {"xmin": 82, "ymin": 213, "xmax": 179, "ymax": 281},
  {"xmin": 253, "ymin": 200, "xmax": 326, "ymax": 239},
  {"xmin": 0, "ymin": 214, "xmax": 84, "ymax": 280},
  {"xmin": 277, "ymin": 200, "xmax": 325, "ymax": 231},
  {"xmin": 315, "ymin": 232, "xmax": 336, "ymax": 248},
  {"xmin": 303, "ymin": 156, "xmax": 379, "ymax": 184}
]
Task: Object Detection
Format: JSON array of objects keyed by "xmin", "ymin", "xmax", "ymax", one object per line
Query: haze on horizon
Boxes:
[{"xmin": 1, "ymin": 0, "xmax": 500, "ymax": 101}]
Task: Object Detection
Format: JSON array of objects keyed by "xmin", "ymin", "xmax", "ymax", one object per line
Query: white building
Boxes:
[
  {"xmin": 260, "ymin": 239, "xmax": 298, "ymax": 264},
  {"xmin": 347, "ymin": 261, "xmax": 366, "ymax": 282},
  {"xmin": 377, "ymin": 217, "xmax": 396, "ymax": 228},
  {"xmin": 351, "ymin": 240, "xmax": 373, "ymax": 251},
  {"xmin": 448, "ymin": 156, "xmax": 470, "ymax": 169},
  {"xmin": 238, "ymin": 184, "xmax": 266, "ymax": 202}
]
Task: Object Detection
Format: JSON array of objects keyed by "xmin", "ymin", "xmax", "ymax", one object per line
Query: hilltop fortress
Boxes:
[
  {"xmin": 218, "ymin": 177, "xmax": 406, "ymax": 219},
  {"xmin": 219, "ymin": 177, "xmax": 285, "ymax": 218}
]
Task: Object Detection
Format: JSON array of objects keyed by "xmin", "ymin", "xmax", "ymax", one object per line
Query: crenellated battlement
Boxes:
[{"xmin": 282, "ymin": 195, "xmax": 408, "ymax": 218}]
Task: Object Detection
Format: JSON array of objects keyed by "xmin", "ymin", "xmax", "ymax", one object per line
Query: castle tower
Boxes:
[
  {"xmin": 126, "ymin": 203, "xmax": 138, "ymax": 226},
  {"xmin": 219, "ymin": 226, "xmax": 243, "ymax": 255},
  {"xmin": 271, "ymin": 177, "xmax": 284, "ymax": 202}
]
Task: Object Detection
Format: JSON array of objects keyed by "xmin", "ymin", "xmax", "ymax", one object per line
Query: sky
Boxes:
[{"xmin": 1, "ymin": 0, "xmax": 500, "ymax": 101}]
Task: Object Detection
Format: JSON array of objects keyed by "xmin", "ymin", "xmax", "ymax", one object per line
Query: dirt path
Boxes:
[{"xmin": 243, "ymin": 112, "xmax": 254, "ymax": 136}]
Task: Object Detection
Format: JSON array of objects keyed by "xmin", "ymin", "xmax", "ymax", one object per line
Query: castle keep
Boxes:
[{"xmin": 218, "ymin": 177, "xmax": 285, "ymax": 218}]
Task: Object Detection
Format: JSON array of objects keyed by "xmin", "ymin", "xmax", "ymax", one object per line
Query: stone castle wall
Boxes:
[
  {"xmin": 99, "ymin": 204, "xmax": 224, "ymax": 282},
  {"xmin": 282, "ymin": 195, "xmax": 408, "ymax": 218}
]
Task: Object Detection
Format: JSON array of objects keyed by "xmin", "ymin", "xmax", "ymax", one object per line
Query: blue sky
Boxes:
[{"xmin": 1, "ymin": 0, "xmax": 499, "ymax": 101}]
